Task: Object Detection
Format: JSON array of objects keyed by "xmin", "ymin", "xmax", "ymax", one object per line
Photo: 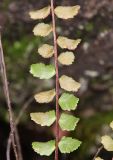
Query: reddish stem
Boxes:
[{"xmin": 50, "ymin": 1, "xmax": 60, "ymax": 160}]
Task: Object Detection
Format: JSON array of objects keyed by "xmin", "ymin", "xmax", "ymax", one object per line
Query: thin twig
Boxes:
[
  {"xmin": 51, "ymin": 1, "xmax": 60, "ymax": 160},
  {"xmin": 6, "ymin": 127, "xmax": 23, "ymax": 160},
  {"xmin": 6, "ymin": 97, "xmax": 33, "ymax": 160},
  {"xmin": 93, "ymin": 145, "xmax": 103, "ymax": 160},
  {"xmin": 16, "ymin": 97, "xmax": 33, "ymax": 125},
  {"xmin": 15, "ymin": 128, "xmax": 23, "ymax": 160},
  {"xmin": 7, "ymin": 129, "xmax": 23, "ymax": 160},
  {"xmin": 0, "ymin": 34, "xmax": 19, "ymax": 160},
  {"xmin": 6, "ymin": 137, "xmax": 12, "ymax": 160}
]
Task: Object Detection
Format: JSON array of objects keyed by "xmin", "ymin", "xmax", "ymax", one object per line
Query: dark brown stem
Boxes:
[
  {"xmin": 0, "ymin": 34, "xmax": 19, "ymax": 160},
  {"xmin": 50, "ymin": 1, "xmax": 60, "ymax": 160}
]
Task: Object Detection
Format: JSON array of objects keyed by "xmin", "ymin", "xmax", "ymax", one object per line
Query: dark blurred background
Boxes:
[{"xmin": 0, "ymin": 0, "xmax": 113, "ymax": 160}]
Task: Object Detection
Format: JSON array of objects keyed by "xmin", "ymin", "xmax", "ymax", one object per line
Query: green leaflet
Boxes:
[
  {"xmin": 95, "ymin": 157, "xmax": 104, "ymax": 160},
  {"xmin": 59, "ymin": 75, "xmax": 81, "ymax": 92},
  {"xmin": 29, "ymin": 6, "xmax": 50, "ymax": 20},
  {"xmin": 58, "ymin": 136, "xmax": 81, "ymax": 153},
  {"xmin": 57, "ymin": 36, "xmax": 81, "ymax": 50},
  {"xmin": 55, "ymin": 6, "xmax": 80, "ymax": 19},
  {"xmin": 59, "ymin": 113, "xmax": 79, "ymax": 131},
  {"xmin": 38, "ymin": 44, "xmax": 54, "ymax": 58},
  {"xmin": 32, "ymin": 140, "xmax": 55, "ymax": 156},
  {"xmin": 59, "ymin": 93, "xmax": 79, "ymax": 111},
  {"xmin": 110, "ymin": 121, "xmax": 113, "ymax": 130},
  {"xmin": 30, "ymin": 63, "xmax": 55, "ymax": 79},
  {"xmin": 30, "ymin": 110, "xmax": 56, "ymax": 127},
  {"xmin": 58, "ymin": 51, "xmax": 75, "ymax": 65},
  {"xmin": 33, "ymin": 23, "xmax": 52, "ymax": 37},
  {"xmin": 34, "ymin": 89, "xmax": 55, "ymax": 103},
  {"xmin": 101, "ymin": 135, "xmax": 113, "ymax": 151}
]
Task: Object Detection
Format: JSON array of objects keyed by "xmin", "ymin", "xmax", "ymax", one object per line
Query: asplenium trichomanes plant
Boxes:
[{"xmin": 29, "ymin": 1, "xmax": 82, "ymax": 160}]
